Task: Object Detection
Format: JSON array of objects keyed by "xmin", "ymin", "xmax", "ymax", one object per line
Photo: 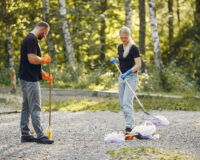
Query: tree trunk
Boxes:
[
  {"xmin": 139, "ymin": 0, "xmax": 146, "ymax": 72},
  {"xmin": 99, "ymin": 0, "xmax": 107, "ymax": 66},
  {"xmin": 176, "ymin": 0, "xmax": 180, "ymax": 26},
  {"xmin": 148, "ymin": 0, "xmax": 162, "ymax": 74},
  {"xmin": 59, "ymin": 0, "xmax": 75, "ymax": 65},
  {"xmin": 195, "ymin": 0, "xmax": 200, "ymax": 38},
  {"xmin": 2, "ymin": 0, "xmax": 16, "ymax": 93},
  {"xmin": 168, "ymin": 0, "xmax": 173, "ymax": 55},
  {"xmin": 42, "ymin": 0, "xmax": 55, "ymax": 62},
  {"xmin": 125, "ymin": 0, "xmax": 132, "ymax": 32}
]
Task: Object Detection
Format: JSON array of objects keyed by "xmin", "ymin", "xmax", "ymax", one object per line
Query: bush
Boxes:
[
  {"xmin": 40, "ymin": 63, "xmax": 118, "ymax": 90},
  {"xmin": 138, "ymin": 61, "xmax": 196, "ymax": 92},
  {"xmin": 0, "ymin": 66, "xmax": 11, "ymax": 87}
]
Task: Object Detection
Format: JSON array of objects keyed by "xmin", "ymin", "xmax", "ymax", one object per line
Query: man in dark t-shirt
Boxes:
[{"xmin": 19, "ymin": 21, "xmax": 54, "ymax": 144}]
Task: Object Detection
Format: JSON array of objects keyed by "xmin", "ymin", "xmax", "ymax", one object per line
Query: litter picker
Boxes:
[{"xmin": 114, "ymin": 62, "xmax": 169, "ymax": 126}]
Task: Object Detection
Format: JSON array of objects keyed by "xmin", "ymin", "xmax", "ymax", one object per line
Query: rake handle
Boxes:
[{"xmin": 48, "ymin": 63, "xmax": 51, "ymax": 126}]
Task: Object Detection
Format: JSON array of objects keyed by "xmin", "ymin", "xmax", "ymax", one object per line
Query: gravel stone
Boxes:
[{"xmin": 0, "ymin": 110, "xmax": 199, "ymax": 160}]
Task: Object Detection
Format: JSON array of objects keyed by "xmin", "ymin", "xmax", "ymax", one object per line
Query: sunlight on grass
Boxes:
[
  {"xmin": 42, "ymin": 96, "xmax": 200, "ymax": 113},
  {"xmin": 42, "ymin": 97, "xmax": 120, "ymax": 112},
  {"xmin": 106, "ymin": 146, "xmax": 195, "ymax": 160}
]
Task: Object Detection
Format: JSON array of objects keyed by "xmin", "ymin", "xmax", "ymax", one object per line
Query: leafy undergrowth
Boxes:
[
  {"xmin": 106, "ymin": 146, "xmax": 195, "ymax": 160},
  {"xmin": 42, "ymin": 96, "xmax": 200, "ymax": 112}
]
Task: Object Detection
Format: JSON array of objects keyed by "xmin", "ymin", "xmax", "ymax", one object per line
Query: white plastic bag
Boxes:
[
  {"xmin": 132, "ymin": 121, "xmax": 158, "ymax": 139},
  {"xmin": 104, "ymin": 132, "xmax": 125, "ymax": 143},
  {"xmin": 151, "ymin": 115, "xmax": 170, "ymax": 126}
]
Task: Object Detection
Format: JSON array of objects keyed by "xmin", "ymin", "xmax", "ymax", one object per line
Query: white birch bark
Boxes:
[
  {"xmin": 125, "ymin": 0, "xmax": 132, "ymax": 32},
  {"xmin": 148, "ymin": 0, "xmax": 162, "ymax": 73},
  {"xmin": 42, "ymin": 0, "xmax": 55, "ymax": 61},
  {"xmin": 59, "ymin": 0, "xmax": 75, "ymax": 65}
]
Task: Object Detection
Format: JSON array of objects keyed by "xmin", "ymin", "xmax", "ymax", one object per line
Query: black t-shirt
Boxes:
[
  {"xmin": 118, "ymin": 44, "xmax": 140, "ymax": 73},
  {"xmin": 19, "ymin": 33, "xmax": 42, "ymax": 82}
]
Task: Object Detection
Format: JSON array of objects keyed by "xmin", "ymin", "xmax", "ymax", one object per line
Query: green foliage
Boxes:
[
  {"xmin": 0, "ymin": 0, "xmax": 199, "ymax": 93},
  {"xmin": 41, "ymin": 63, "xmax": 118, "ymax": 90},
  {"xmin": 0, "ymin": 66, "xmax": 11, "ymax": 87},
  {"xmin": 106, "ymin": 146, "xmax": 194, "ymax": 160},
  {"xmin": 138, "ymin": 61, "xmax": 196, "ymax": 92}
]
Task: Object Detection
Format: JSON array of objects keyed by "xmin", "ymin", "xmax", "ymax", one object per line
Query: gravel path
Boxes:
[{"xmin": 0, "ymin": 110, "xmax": 199, "ymax": 160}]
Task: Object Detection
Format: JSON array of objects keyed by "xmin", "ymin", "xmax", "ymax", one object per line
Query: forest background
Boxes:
[{"xmin": 0, "ymin": 0, "xmax": 200, "ymax": 95}]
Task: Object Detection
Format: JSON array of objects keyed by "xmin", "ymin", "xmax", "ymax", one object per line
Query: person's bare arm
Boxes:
[
  {"xmin": 131, "ymin": 57, "xmax": 141, "ymax": 72},
  {"xmin": 28, "ymin": 53, "xmax": 43, "ymax": 65}
]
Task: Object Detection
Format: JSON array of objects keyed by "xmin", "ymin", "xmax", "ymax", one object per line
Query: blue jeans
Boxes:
[
  {"xmin": 118, "ymin": 73, "xmax": 138, "ymax": 129},
  {"xmin": 19, "ymin": 79, "xmax": 45, "ymax": 138}
]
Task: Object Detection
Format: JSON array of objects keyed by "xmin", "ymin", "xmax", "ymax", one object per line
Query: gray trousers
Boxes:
[
  {"xmin": 118, "ymin": 73, "xmax": 138, "ymax": 129},
  {"xmin": 19, "ymin": 79, "xmax": 45, "ymax": 138}
]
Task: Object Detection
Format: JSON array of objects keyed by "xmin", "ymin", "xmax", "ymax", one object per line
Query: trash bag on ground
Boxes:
[
  {"xmin": 132, "ymin": 121, "xmax": 159, "ymax": 140},
  {"xmin": 151, "ymin": 115, "xmax": 170, "ymax": 126},
  {"xmin": 104, "ymin": 132, "xmax": 125, "ymax": 143}
]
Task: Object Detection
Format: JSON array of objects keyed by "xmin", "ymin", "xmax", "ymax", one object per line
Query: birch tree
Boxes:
[
  {"xmin": 59, "ymin": 0, "xmax": 75, "ymax": 65},
  {"xmin": 168, "ymin": 0, "xmax": 174, "ymax": 55},
  {"xmin": 2, "ymin": 0, "xmax": 16, "ymax": 93},
  {"xmin": 42, "ymin": 0, "xmax": 55, "ymax": 62},
  {"xmin": 125, "ymin": 0, "xmax": 132, "ymax": 32},
  {"xmin": 148, "ymin": 0, "xmax": 162, "ymax": 74}
]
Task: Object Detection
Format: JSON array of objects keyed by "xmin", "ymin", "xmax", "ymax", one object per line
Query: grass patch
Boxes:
[
  {"xmin": 136, "ymin": 96, "xmax": 200, "ymax": 111},
  {"xmin": 42, "ymin": 96, "xmax": 200, "ymax": 112},
  {"xmin": 0, "ymin": 93, "xmax": 21, "ymax": 109},
  {"xmin": 42, "ymin": 97, "xmax": 120, "ymax": 112},
  {"xmin": 106, "ymin": 146, "xmax": 195, "ymax": 160},
  {"xmin": 0, "ymin": 93, "xmax": 199, "ymax": 112}
]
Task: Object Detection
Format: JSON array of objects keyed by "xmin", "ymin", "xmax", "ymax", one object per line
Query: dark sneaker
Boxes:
[
  {"xmin": 21, "ymin": 135, "xmax": 37, "ymax": 143},
  {"xmin": 37, "ymin": 136, "xmax": 54, "ymax": 144},
  {"xmin": 125, "ymin": 127, "xmax": 132, "ymax": 132}
]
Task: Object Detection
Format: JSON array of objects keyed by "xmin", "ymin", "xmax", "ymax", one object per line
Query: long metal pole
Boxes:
[{"xmin": 114, "ymin": 63, "xmax": 152, "ymax": 116}]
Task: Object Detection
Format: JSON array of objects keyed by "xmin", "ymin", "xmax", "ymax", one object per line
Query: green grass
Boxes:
[
  {"xmin": 0, "ymin": 93, "xmax": 21, "ymax": 109},
  {"xmin": 136, "ymin": 96, "xmax": 200, "ymax": 111},
  {"xmin": 106, "ymin": 146, "xmax": 195, "ymax": 160},
  {"xmin": 42, "ymin": 97, "xmax": 120, "ymax": 112},
  {"xmin": 41, "ymin": 96, "xmax": 200, "ymax": 112},
  {"xmin": 0, "ymin": 93, "xmax": 199, "ymax": 113}
]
